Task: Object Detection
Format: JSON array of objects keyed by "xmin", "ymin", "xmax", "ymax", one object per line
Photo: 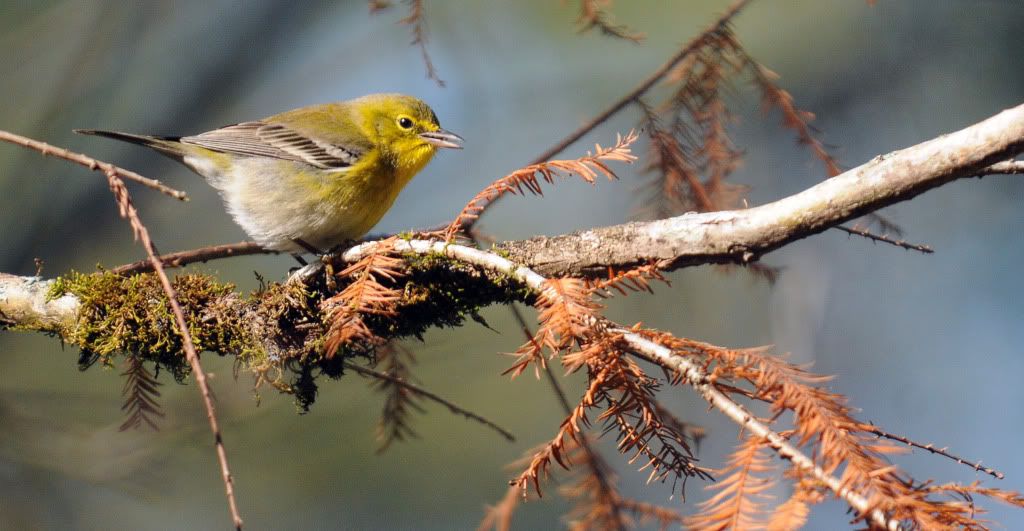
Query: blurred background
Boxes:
[{"xmin": 1, "ymin": 0, "xmax": 1022, "ymax": 529}]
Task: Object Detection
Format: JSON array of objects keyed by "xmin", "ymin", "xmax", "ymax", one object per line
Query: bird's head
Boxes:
[{"xmin": 360, "ymin": 94, "xmax": 462, "ymax": 170}]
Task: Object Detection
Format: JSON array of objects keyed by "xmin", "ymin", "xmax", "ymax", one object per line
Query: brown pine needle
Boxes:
[
  {"xmin": 446, "ymin": 131, "xmax": 638, "ymax": 239},
  {"xmin": 767, "ymin": 480, "xmax": 821, "ymax": 531},
  {"xmin": 584, "ymin": 261, "xmax": 671, "ymax": 298},
  {"xmin": 685, "ymin": 435, "xmax": 775, "ymax": 530},
  {"xmin": 321, "ymin": 238, "xmax": 406, "ymax": 357},
  {"xmin": 478, "ymin": 484, "xmax": 521, "ymax": 531}
]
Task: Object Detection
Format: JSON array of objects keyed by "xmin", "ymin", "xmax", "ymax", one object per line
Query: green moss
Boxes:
[
  {"xmin": 50, "ymin": 251, "xmax": 536, "ymax": 410},
  {"xmin": 52, "ymin": 270, "xmax": 254, "ymax": 381},
  {"xmin": 370, "ymin": 253, "xmax": 534, "ymax": 339}
]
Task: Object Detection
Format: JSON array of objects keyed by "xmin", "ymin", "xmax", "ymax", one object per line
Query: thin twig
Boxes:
[
  {"xmin": 112, "ymin": 241, "xmax": 275, "ymax": 274},
  {"xmin": 835, "ymin": 225, "xmax": 934, "ymax": 254},
  {"xmin": 0, "ymin": 130, "xmax": 188, "ymax": 200},
  {"xmin": 3, "ymin": 130, "xmax": 241, "ymax": 529},
  {"xmin": 576, "ymin": 0, "xmax": 645, "ymax": 42},
  {"xmin": 342, "ymin": 360, "xmax": 515, "ymax": 442},
  {"xmin": 982, "ymin": 160, "xmax": 1024, "ymax": 175},
  {"xmin": 865, "ymin": 424, "xmax": 1004, "ymax": 480},
  {"xmin": 99, "ymin": 170, "xmax": 243, "ymax": 529},
  {"xmin": 400, "ymin": 0, "xmax": 445, "ymax": 87},
  {"xmin": 109, "ymin": 224, "xmax": 452, "ymax": 275},
  {"xmin": 461, "ymin": 0, "xmax": 753, "ymax": 231}
]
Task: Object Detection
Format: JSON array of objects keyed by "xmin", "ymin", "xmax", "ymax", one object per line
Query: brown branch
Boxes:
[
  {"xmin": 0, "ymin": 130, "xmax": 188, "ymax": 200},
  {"xmin": 109, "ymin": 222, "xmax": 455, "ymax": 275},
  {"xmin": 834, "ymin": 225, "xmax": 934, "ymax": 254},
  {"xmin": 0, "ymin": 131, "xmax": 241, "ymax": 529},
  {"xmin": 865, "ymin": 424, "xmax": 1005, "ymax": 480},
  {"xmin": 112, "ymin": 241, "xmax": 276, "ymax": 274},
  {"xmin": 463, "ymin": 0, "xmax": 753, "ymax": 231},
  {"xmin": 400, "ymin": 0, "xmax": 445, "ymax": 87},
  {"xmin": 101, "ymin": 172, "xmax": 243, "ymax": 530},
  {"xmin": 446, "ymin": 131, "xmax": 638, "ymax": 239},
  {"xmin": 341, "ymin": 360, "xmax": 515, "ymax": 442}
]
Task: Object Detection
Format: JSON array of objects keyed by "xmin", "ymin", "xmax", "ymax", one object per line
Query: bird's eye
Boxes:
[{"xmin": 397, "ymin": 116, "xmax": 414, "ymax": 129}]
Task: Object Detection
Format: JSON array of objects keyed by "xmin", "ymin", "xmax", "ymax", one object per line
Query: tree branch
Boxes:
[
  {"xmin": 0, "ymin": 130, "xmax": 188, "ymax": 200},
  {"xmin": 620, "ymin": 334, "xmax": 896, "ymax": 530},
  {"xmin": 496, "ymin": 104, "xmax": 1024, "ymax": 276},
  {"xmin": 985, "ymin": 159, "xmax": 1024, "ymax": 174}
]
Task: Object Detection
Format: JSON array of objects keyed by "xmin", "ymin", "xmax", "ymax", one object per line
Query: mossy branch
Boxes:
[{"xmin": 0, "ymin": 255, "xmax": 532, "ymax": 409}]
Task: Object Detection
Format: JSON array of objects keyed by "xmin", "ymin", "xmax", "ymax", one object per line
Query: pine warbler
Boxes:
[{"xmin": 76, "ymin": 93, "xmax": 462, "ymax": 253}]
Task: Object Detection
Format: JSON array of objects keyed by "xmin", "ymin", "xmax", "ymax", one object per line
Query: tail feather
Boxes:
[{"xmin": 74, "ymin": 129, "xmax": 186, "ymax": 159}]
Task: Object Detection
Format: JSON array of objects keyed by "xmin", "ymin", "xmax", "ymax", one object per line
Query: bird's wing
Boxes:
[{"xmin": 180, "ymin": 121, "xmax": 363, "ymax": 170}]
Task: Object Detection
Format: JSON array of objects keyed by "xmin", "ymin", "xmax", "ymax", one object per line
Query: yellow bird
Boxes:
[{"xmin": 76, "ymin": 93, "xmax": 462, "ymax": 254}]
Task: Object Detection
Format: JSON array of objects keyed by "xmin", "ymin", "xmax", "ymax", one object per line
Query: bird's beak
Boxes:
[{"xmin": 419, "ymin": 129, "xmax": 464, "ymax": 149}]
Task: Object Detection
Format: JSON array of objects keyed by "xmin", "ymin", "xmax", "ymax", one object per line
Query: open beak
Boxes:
[{"xmin": 419, "ymin": 129, "xmax": 464, "ymax": 149}]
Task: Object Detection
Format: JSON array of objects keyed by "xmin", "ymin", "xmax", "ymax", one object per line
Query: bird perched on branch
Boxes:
[{"xmin": 76, "ymin": 93, "xmax": 462, "ymax": 255}]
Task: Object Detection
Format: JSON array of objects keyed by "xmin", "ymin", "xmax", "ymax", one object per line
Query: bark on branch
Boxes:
[{"xmin": 497, "ymin": 103, "xmax": 1024, "ymax": 277}]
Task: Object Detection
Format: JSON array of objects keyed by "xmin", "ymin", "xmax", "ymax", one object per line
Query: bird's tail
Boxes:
[{"xmin": 74, "ymin": 129, "xmax": 187, "ymax": 160}]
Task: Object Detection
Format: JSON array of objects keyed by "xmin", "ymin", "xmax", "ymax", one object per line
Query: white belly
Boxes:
[{"xmin": 184, "ymin": 155, "xmax": 371, "ymax": 253}]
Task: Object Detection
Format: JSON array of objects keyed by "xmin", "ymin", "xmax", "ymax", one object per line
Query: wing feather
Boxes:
[{"xmin": 181, "ymin": 122, "xmax": 362, "ymax": 170}]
